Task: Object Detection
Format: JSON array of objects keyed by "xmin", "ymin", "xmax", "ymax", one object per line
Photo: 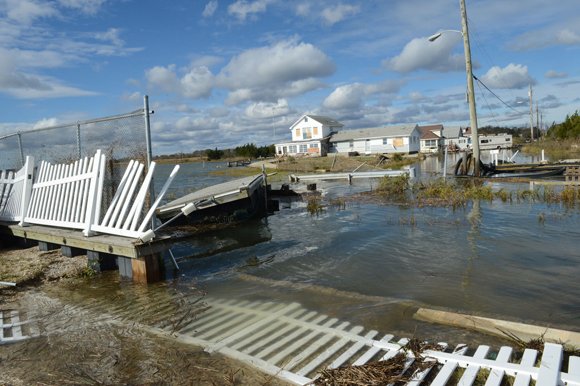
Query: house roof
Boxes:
[
  {"xmin": 330, "ymin": 125, "xmax": 418, "ymax": 142},
  {"xmin": 418, "ymin": 125, "xmax": 443, "ymax": 140},
  {"xmin": 290, "ymin": 114, "xmax": 344, "ymax": 130},
  {"xmin": 418, "ymin": 124, "xmax": 443, "ymax": 132}
]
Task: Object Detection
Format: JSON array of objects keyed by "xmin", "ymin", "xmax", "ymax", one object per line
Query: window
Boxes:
[
  {"xmin": 295, "ymin": 128, "xmax": 301, "ymax": 137},
  {"xmin": 313, "ymin": 127, "xmax": 319, "ymax": 136},
  {"xmin": 303, "ymin": 128, "xmax": 312, "ymax": 139},
  {"xmin": 425, "ymin": 139, "xmax": 437, "ymax": 147},
  {"xmin": 289, "ymin": 145, "xmax": 297, "ymax": 153},
  {"xmin": 383, "ymin": 138, "xmax": 388, "ymax": 145},
  {"xmin": 309, "ymin": 143, "xmax": 319, "ymax": 148},
  {"xmin": 506, "ymin": 138, "xmax": 511, "ymax": 142},
  {"xmin": 349, "ymin": 141, "xmax": 354, "ymax": 148},
  {"xmin": 299, "ymin": 144, "xmax": 308, "ymax": 153},
  {"xmin": 480, "ymin": 139, "xmax": 489, "ymax": 144}
]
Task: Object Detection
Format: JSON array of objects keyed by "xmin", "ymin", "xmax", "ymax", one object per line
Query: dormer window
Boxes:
[{"xmin": 304, "ymin": 117, "xmax": 308, "ymax": 122}]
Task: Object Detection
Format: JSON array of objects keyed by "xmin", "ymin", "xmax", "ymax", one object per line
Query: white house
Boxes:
[
  {"xmin": 329, "ymin": 125, "xmax": 421, "ymax": 155},
  {"xmin": 275, "ymin": 115, "xmax": 343, "ymax": 157},
  {"xmin": 418, "ymin": 124, "xmax": 445, "ymax": 153}
]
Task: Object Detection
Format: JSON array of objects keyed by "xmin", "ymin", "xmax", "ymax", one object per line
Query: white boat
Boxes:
[{"xmin": 155, "ymin": 174, "xmax": 267, "ymax": 226}]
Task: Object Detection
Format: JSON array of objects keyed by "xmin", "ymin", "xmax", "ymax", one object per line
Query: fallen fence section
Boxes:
[
  {"xmin": 172, "ymin": 297, "xmax": 580, "ymax": 386},
  {"xmin": 1, "ymin": 150, "xmax": 179, "ymax": 240},
  {"xmin": 0, "ymin": 309, "xmax": 38, "ymax": 345},
  {"xmin": 23, "ymin": 150, "xmax": 105, "ymax": 236},
  {"xmin": 90, "ymin": 161, "xmax": 179, "ymax": 239},
  {"xmin": 289, "ymin": 168, "xmax": 415, "ymax": 183},
  {"xmin": 0, "ymin": 156, "xmax": 34, "ymax": 225}
]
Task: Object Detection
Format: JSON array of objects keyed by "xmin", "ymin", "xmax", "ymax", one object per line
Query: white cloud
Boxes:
[
  {"xmin": 202, "ymin": 0, "xmax": 218, "ymax": 18},
  {"xmin": 94, "ymin": 28, "xmax": 124, "ymax": 47},
  {"xmin": 1, "ymin": 0, "xmax": 58, "ymax": 24},
  {"xmin": 228, "ymin": 0, "xmax": 271, "ymax": 21},
  {"xmin": 480, "ymin": 63, "xmax": 535, "ymax": 89},
  {"xmin": 295, "ymin": 3, "xmax": 310, "ymax": 17},
  {"xmin": 58, "ymin": 0, "xmax": 106, "ymax": 15},
  {"xmin": 32, "ymin": 117, "xmax": 59, "ymax": 129},
  {"xmin": 0, "ymin": 50, "xmax": 97, "ymax": 98},
  {"xmin": 145, "ymin": 64, "xmax": 214, "ymax": 99},
  {"xmin": 217, "ymin": 38, "xmax": 334, "ymax": 103},
  {"xmin": 123, "ymin": 91, "xmax": 142, "ymax": 102},
  {"xmin": 323, "ymin": 83, "xmax": 367, "ymax": 110},
  {"xmin": 545, "ymin": 70, "xmax": 568, "ymax": 79},
  {"xmin": 181, "ymin": 66, "xmax": 214, "ymax": 99},
  {"xmin": 510, "ymin": 26, "xmax": 580, "ymax": 51},
  {"xmin": 385, "ymin": 34, "xmax": 466, "ymax": 73},
  {"xmin": 321, "ymin": 4, "xmax": 360, "ymax": 26},
  {"xmin": 245, "ymin": 99, "xmax": 289, "ymax": 119},
  {"xmin": 145, "ymin": 65, "xmax": 180, "ymax": 93},
  {"xmin": 323, "ymin": 80, "xmax": 401, "ymax": 110}
]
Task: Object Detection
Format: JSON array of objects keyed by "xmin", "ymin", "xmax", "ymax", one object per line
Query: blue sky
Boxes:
[{"xmin": 1, "ymin": 0, "xmax": 579, "ymax": 155}]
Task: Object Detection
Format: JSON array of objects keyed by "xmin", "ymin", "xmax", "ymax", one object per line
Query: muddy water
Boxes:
[
  {"xmin": 3, "ymin": 154, "xmax": 579, "ymax": 383},
  {"xmin": 156, "ymin": 156, "xmax": 580, "ymax": 339}
]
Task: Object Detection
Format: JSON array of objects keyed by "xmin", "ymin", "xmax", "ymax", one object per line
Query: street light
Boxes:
[{"xmin": 429, "ymin": 0, "xmax": 480, "ymax": 176}]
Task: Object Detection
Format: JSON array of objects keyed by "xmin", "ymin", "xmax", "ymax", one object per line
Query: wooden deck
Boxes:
[{"xmin": 0, "ymin": 223, "xmax": 170, "ymax": 259}]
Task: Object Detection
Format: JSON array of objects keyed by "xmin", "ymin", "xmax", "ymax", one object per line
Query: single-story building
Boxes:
[
  {"xmin": 418, "ymin": 124, "xmax": 444, "ymax": 153},
  {"xmin": 328, "ymin": 125, "xmax": 421, "ymax": 155},
  {"xmin": 275, "ymin": 114, "xmax": 343, "ymax": 157}
]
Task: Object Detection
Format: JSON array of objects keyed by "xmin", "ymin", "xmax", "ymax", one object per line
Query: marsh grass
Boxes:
[
  {"xmin": 306, "ymin": 196, "xmax": 325, "ymax": 216},
  {"xmin": 369, "ymin": 177, "xmax": 580, "ymax": 208},
  {"xmin": 522, "ymin": 138, "xmax": 580, "ymax": 160}
]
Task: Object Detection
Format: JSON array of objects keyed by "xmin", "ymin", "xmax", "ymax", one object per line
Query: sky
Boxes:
[{"xmin": 1, "ymin": 0, "xmax": 579, "ymax": 155}]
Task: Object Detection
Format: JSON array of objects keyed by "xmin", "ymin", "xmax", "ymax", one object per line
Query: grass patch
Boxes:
[
  {"xmin": 366, "ymin": 177, "xmax": 580, "ymax": 208},
  {"xmin": 521, "ymin": 138, "xmax": 580, "ymax": 160}
]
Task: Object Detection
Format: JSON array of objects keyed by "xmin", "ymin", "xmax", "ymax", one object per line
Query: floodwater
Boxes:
[
  {"xmin": 150, "ymin": 152, "xmax": 580, "ymax": 337},
  {"xmin": 3, "ymin": 151, "xmax": 579, "ymax": 383}
]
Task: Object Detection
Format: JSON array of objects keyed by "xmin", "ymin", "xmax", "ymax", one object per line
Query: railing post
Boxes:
[
  {"xmin": 76, "ymin": 122, "xmax": 82, "ymax": 159},
  {"xmin": 17, "ymin": 133, "xmax": 24, "ymax": 168},
  {"xmin": 144, "ymin": 95, "xmax": 156, "ymax": 229},
  {"xmin": 18, "ymin": 156, "xmax": 34, "ymax": 226}
]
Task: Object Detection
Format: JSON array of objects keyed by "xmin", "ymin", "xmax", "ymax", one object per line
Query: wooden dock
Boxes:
[
  {"xmin": 0, "ymin": 151, "xmax": 181, "ymax": 284},
  {"xmin": 0, "ymin": 222, "xmax": 172, "ymax": 283}
]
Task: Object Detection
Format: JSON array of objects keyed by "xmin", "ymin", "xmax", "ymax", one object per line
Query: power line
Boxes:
[{"xmin": 473, "ymin": 75, "xmax": 524, "ymax": 114}]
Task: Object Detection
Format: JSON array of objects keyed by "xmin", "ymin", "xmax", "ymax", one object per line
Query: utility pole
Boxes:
[
  {"xmin": 536, "ymin": 103, "xmax": 540, "ymax": 138},
  {"xmin": 528, "ymin": 84, "xmax": 534, "ymax": 141},
  {"xmin": 460, "ymin": 0, "xmax": 480, "ymax": 176}
]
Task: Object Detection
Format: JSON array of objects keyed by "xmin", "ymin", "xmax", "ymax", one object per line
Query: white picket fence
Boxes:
[
  {"xmin": 0, "ymin": 150, "xmax": 177, "ymax": 240},
  {"xmin": 25, "ymin": 150, "xmax": 106, "ymax": 236},
  {"xmin": 175, "ymin": 297, "xmax": 580, "ymax": 386},
  {"xmin": 90, "ymin": 160, "xmax": 179, "ymax": 239},
  {"xmin": 0, "ymin": 156, "xmax": 34, "ymax": 225}
]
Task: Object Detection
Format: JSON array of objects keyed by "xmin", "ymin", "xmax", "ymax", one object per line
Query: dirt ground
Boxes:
[{"xmin": 0, "ymin": 243, "xmax": 290, "ymax": 386}]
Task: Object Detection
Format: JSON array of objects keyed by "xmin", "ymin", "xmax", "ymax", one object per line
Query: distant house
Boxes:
[
  {"xmin": 418, "ymin": 124, "xmax": 444, "ymax": 153},
  {"xmin": 443, "ymin": 126, "xmax": 469, "ymax": 151},
  {"xmin": 329, "ymin": 125, "xmax": 420, "ymax": 155},
  {"xmin": 275, "ymin": 114, "xmax": 343, "ymax": 157}
]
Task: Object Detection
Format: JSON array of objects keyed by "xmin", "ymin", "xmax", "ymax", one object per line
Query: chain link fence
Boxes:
[{"xmin": 0, "ymin": 103, "xmax": 152, "ymax": 210}]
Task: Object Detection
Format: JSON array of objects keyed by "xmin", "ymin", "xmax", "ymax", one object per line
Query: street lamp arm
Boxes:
[{"xmin": 427, "ymin": 29, "xmax": 463, "ymax": 42}]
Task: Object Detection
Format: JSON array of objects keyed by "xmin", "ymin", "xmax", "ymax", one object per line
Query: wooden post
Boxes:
[{"xmin": 131, "ymin": 254, "xmax": 162, "ymax": 284}]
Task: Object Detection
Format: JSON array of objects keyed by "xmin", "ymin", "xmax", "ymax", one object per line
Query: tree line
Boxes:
[
  {"xmin": 155, "ymin": 143, "xmax": 276, "ymax": 161},
  {"xmin": 547, "ymin": 111, "xmax": 580, "ymax": 139}
]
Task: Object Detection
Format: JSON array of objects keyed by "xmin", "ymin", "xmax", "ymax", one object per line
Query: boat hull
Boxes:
[{"xmin": 155, "ymin": 174, "xmax": 268, "ymax": 226}]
